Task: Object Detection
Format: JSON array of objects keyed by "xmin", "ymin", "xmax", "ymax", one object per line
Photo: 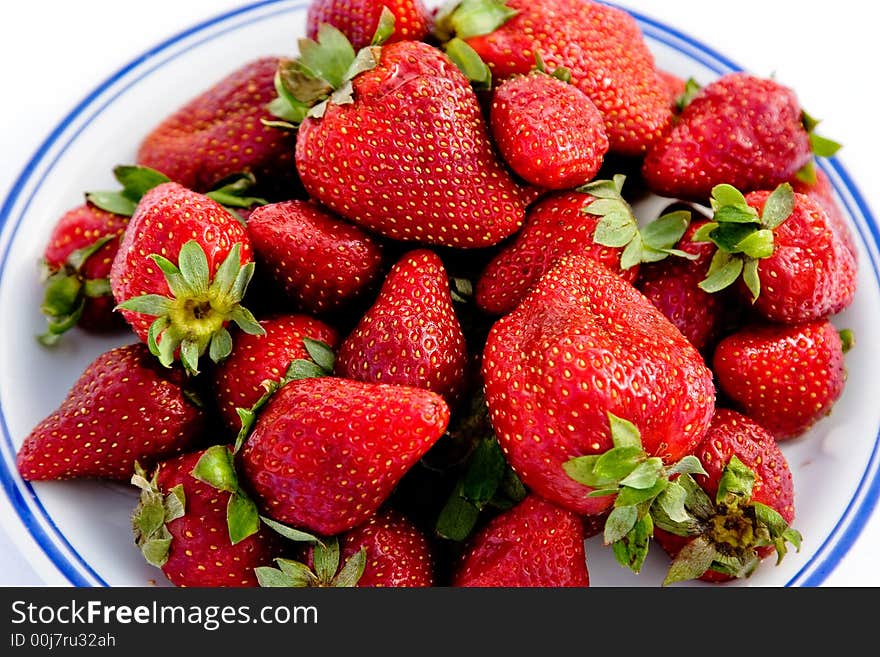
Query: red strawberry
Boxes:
[
  {"xmin": 335, "ymin": 249, "xmax": 468, "ymax": 406},
  {"xmin": 307, "ymin": 0, "xmax": 430, "ymax": 50},
  {"xmin": 211, "ymin": 314, "xmax": 340, "ymax": 431},
  {"xmin": 39, "ymin": 202, "xmax": 128, "ymax": 342},
  {"xmin": 17, "ymin": 343, "xmax": 207, "ymax": 481},
  {"xmin": 652, "ymin": 409, "xmax": 800, "ymax": 584},
  {"xmin": 136, "ymin": 57, "xmax": 298, "ymax": 197},
  {"xmin": 692, "ymin": 183, "xmax": 857, "ymax": 325},
  {"xmin": 656, "ymin": 69, "xmax": 688, "ymax": 110},
  {"xmin": 437, "ymin": 0, "xmax": 672, "ymax": 155},
  {"xmin": 636, "ymin": 217, "xmax": 732, "ymax": 354},
  {"xmin": 452, "ymin": 495, "xmax": 589, "ymax": 587},
  {"xmin": 475, "ymin": 175, "xmax": 672, "ymax": 315},
  {"xmin": 712, "ymin": 320, "xmax": 848, "ymax": 441},
  {"xmin": 642, "ymin": 72, "xmax": 830, "ymax": 202},
  {"xmin": 110, "ymin": 182, "xmax": 265, "ymax": 375},
  {"xmin": 246, "ymin": 200, "xmax": 385, "ymax": 315},
  {"xmin": 132, "ymin": 448, "xmax": 283, "ymax": 587},
  {"xmin": 489, "ymin": 69, "xmax": 608, "ymax": 189},
  {"xmin": 290, "ymin": 37, "xmax": 525, "ymax": 248},
  {"xmin": 792, "ymin": 165, "xmax": 858, "ymax": 259},
  {"xmin": 238, "ymin": 377, "xmax": 450, "ymax": 536},
  {"xmin": 482, "ymin": 254, "xmax": 716, "ymax": 516}
]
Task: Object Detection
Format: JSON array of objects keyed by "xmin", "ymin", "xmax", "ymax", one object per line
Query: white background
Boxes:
[{"xmin": 0, "ymin": 1, "xmax": 877, "ymax": 586}]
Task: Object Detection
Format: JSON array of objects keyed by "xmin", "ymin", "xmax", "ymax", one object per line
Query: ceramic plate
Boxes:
[{"xmin": 1, "ymin": 0, "xmax": 878, "ymax": 587}]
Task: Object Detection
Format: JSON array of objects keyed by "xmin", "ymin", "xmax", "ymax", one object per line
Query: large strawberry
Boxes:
[
  {"xmin": 452, "ymin": 494, "xmax": 589, "ymax": 587},
  {"xmin": 246, "ymin": 200, "xmax": 385, "ymax": 315},
  {"xmin": 652, "ymin": 409, "xmax": 801, "ymax": 584},
  {"xmin": 334, "ymin": 249, "xmax": 468, "ymax": 405},
  {"xmin": 211, "ymin": 314, "xmax": 340, "ymax": 432},
  {"xmin": 38, "ymin": 202, "xmax": 128, "ymax": 343},
  {"xmin": 306, "ymin": 0, "xmax": 430, "ymax": 50},
  {"xmin": 238, "ymin": 377, "xmax": 450, "ymax": 536},
  {"xmin": 489, "ymin": 67, "xmax": 608, "ymax": 189},
  {"xmin": 642, "ymin": 72, "xmax": 839, "ymax": 202},
  {"xmin": 277, "ymin": 28, "xmax": 525, "ymax": 248},
  {"xmin": 482, "ymin": 253, "xmax": 716, "ymax": 517},
  {"xmin": 110, "ymin": 182, "xmax": 265, "ymax": 375},
  {"xmin": 691, "ymin": 183, "xmax": 857, "ymax": 324},
  {"xmin": 436, "ymin": 0, "xmax": 672, "ymax": 156},
  {"xmin": 132, "ymin": 448, "xmax": 284, "ymax": 587},
  {"xmin": 712, "ymin": 320, "xmax": 849, "ymax": 440},
  {"xmin": 17, "ymin": 343, "xmax": 207, "ymax": 481},
  {"xmin": 136, "ymin": 57, "xmax": 299, "ymax": 197}
]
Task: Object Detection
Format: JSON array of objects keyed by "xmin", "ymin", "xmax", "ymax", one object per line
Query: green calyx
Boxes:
[
  {"xmin": 266, "ymin": 9, "xmax": 395, "ymax": 127},
  {"xmin": 693, "ymin": 182, "xmax": 795, "ymax": 301},
  {"xmin": 233, "ymin": 337, "xmax": 336, "ymax": 453},
  {"xmin": 676, "ymin": 77, "xmax": 702, "ymax": 113},
  {"xmin": 795, "ymin": 111, "xmax": 842, "ymax": 185},
  {"xmin": 38, "ymin": 234, "xmax": 117, "ymax": 346},
  {"xmin": 131, "ymin": 462, "xmax": 186, "ymax": 568},
  {"xmin": 116, "ymin": 240, "xmax": 265, "ymax": 376},
  {"xmin": 564, "ymin": 413, "xmax": 707, "ymax": 574},
  {"xmin": 191, "ymin": 445, "xmax": 260, "ymax": 545},
  {"xmin": 652, "ymin": 456, "xmax": 802, "ymax": 586},
  {"xmin": 433, "ymin": 0, "xmax": 518, "ymax": 42},
  {"xmin": 444, "ymin": 38, "xmax": 492, "ymax": 90},
  {"xmin": 256, "ymin": 538, "xmax": 366, "ymax": 588},
  {"xmin": 581, "ymin": 174, "xmax": 698, "ymax": 270}
]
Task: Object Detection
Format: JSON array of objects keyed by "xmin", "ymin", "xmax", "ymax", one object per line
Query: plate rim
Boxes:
[{"xmin": 0, "ymin": 0, "xmax": 878, "ymax": 587}]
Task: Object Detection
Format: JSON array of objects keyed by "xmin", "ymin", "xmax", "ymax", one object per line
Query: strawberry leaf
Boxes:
[
  {"xmin": 445, "ymin": 37, "xmax": 492, "ymax": 89},
  {"xmin": 371, "ymin": 6, "xmax": 396, "ymax": 45},
  {"xmin": 259, "ymin": 516, "xmax": 321, "ymax": 545},
  {"xmin": 227, "ymin": 490, "xmax": 260, "ymax": 545},
  {"xmin": 303, "ymin": 337, "xmax": 336, "ymax": 373},
  {"xmin": 191, "ymin": 445, "xmax": 239, "ymax": 493},
  {"xmin": 330, "ymin": 547, "xmax": 367, "ymax": 587},
  {"xmin": 610, "ymin": 514, "xmax": 652, "ymax": 574},
  {"xmin": 435, "ymin": 480, "xmax": 481, "ymax": 541},
  {"xmin": 760, "ymin": 182, "xmax": 795, "ymax": 229},
  {"xmin": 298, "ymin": 24, "xmax": 356, "ymax": 90},
  {"xmin": 437, "ymin": 0, "xmax": 518, "ymax": 41},
  {"xmin": 663, "ymin": 536, "xmax": 718, "ymax": 585},
  {"xmin": 604, "ymin": 505, "xmax": 637, "ymax": 545},
  {"xmin": 698, "ymin": 251, "xmax": 744, "ymax": 294}
]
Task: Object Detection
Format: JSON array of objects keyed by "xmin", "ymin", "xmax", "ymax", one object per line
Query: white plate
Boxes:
[{"xmin": 1, "ymin": 0, "xmax": 878, "ymax": 587}]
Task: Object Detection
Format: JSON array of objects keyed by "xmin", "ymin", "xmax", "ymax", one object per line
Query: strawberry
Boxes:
[
  {"xmin": 452, "ymin": 494, "xmax": 589, "ymax": 587},
  {"xmin": 132, "ymin": 448, "xmax": 284, "ymax": 587},
  {"xmin": 642, "ymin": 72, "xmax": 839, "ymax": 202},
  {"xmin": 475, "ymin": 176, "xmax": 693, "ymax": 316},
  {"xmin": 636, "ymin": 217, "xmax": 733, "ymax": 354},
  {"xmin": 211, "ymin": 314, "xmax": 340, "ymax": 431},
  {"xmin": 489, "ymin": 68, "xmax": 608, "ymax": 189},
  {"xmin": 656, "ymin": 69, "xmax": 688, "ymax": 110},
  {"xmin": 692, "ymin": 183, "xmax": 857, "ymax": 325},
  {"xmin": 712, "ymin": 320, "xmax": 849, "ymax": 441},
  {"xmin": 436, "ymin": 0, "xmax": 672, "ymax": 155},
  {"xmin": 482, "ymin": 253, "xmax": 716, "ymax": 516},
  {"xmin": 246, "ymin": 200, "xmax": 385, "ymax": 315},
  {"xmin": 307, "ymin": 0, "xmax": 430, "ymax": 50},
  {"xmin": 110, "ymin": 181, "xmax": 265, "ymax": 375},
  {"xmin": 652, "ymin": 409, "xmax": 800, "ymax": 584},
  {"xmin": 334, "ymin": 249, "xmax": 468, "ymax": 405},
  {"xmin": 238, "ymin": 377, "xmax": 450, "ymax": 536},
  {"xmin": 17, "ymin": 343, "xmax": 207, "ymax": 481},
  {"xmin": 792, "ymin": 164, "xmax": 858, "ymax": 259},
  {"xmin": 280, "ymin": 31, "xmax": 525, "ymax": 248},
  {"xmin": 136, "ymin": 57, "xmax": 298, "ymax": 197},
  {"xmin": 38, "ymin": 202, "xmax": 128, "ymax": 343}
]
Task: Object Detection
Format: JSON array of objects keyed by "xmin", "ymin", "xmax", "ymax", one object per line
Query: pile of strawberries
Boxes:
[{"xmin": 18, "ymin": 0, "xmax": 858, "ymax": 587}]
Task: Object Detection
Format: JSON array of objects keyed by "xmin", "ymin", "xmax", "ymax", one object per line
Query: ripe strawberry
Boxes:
[
  {"xmin": 38, "ymin": 202, "xmax": 128, "ymax": 343},
  {"xmin": 489, "ymin": 69, "xmax": 608, "ymax": 189},
  {"xmin": 636, "ymin": 217, "xmax": 732, "ymax": 354},
  {"xmin": 17, "ymin": 343, "xmax": 207, "ymax": 481},
  {"xmin": 211, "ymin": 314, "xmax": 340, "ymax": 431},
  {"xmin": 132, "ymin": 448, "xmax": 283, "ymax": 587},
  {"xmin": 307, "ymin": 0, "xmax": 430, "ymax": 50},
  {"xmin": 437, "ymin": 0, "xmax": 672, "ymax": 155},
  {"xmin": 792, "ymin": 165, "xmax": 858, "ymax": 259},
  {"xmin": 712, "ymin": 320, "xmax": 848, "ymax": 440},
  {"xmin": 246, "ymin": 200, "xmax": 385, "ymax": 315},
  {"xmin": 642, "ymin": 72, "xmax": 836, "ymax": 202},
  {"xmin": 110, "ymin": 182, "xmax": 265, "ymax": 375},
  {"xmin": 335, "ymin": 249, "xmax": 468, "ymax": 405},
  {"xmin": 452, "ymin": 495, "xmax": 589, "ymax": 587},
  {"xmin": 136, "ymin": 57, "xmax": 298, "ymax": 197},
  {"xmin": 692, "ymin": 183, "xmax": 857, "ymax": 325},
  {"xmin": 656, "ymin": 69, "xmax": 688, "ymax": 110},
  {"xmin": 652, "ymin": 409, "xmax": 800, "ymax": 584},
  {"xmin": 238, "ymin": 377, "xmax": 450, "ymax": 536},
  {"xmin": 482, "ymin": 254, "xmax": 716, "ymax": 516},
  {"xmin": 289, "ymin": 35, "xmax": 525, "ymax": 248}
]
